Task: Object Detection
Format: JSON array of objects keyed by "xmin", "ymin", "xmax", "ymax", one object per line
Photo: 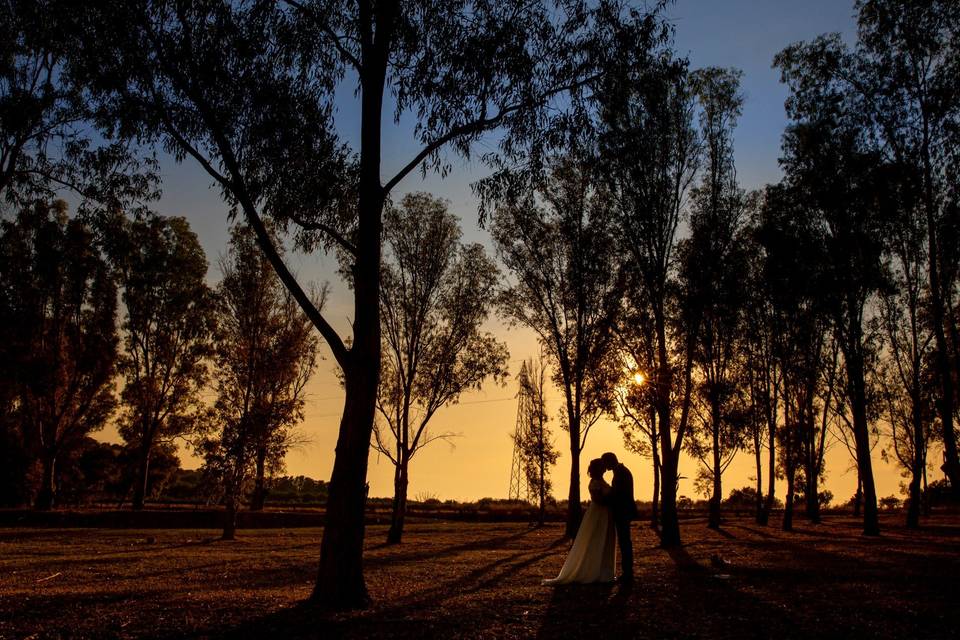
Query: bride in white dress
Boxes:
[{"xmin": 543, "ymin": 458, "xmax": 616, "ymax": 585}]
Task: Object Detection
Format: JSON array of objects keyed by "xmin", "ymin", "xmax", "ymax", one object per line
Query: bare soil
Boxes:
[{"xmin": 2, "ymin": 514, "xmax": 958, "ymax": 639}]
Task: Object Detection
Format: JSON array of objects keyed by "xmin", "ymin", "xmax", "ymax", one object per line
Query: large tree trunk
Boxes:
[
  {"xmin": 35, "ymin": 450, "xmax": 56, "ymax": 511},
  {"xmin": 250, "ymin": 446, "xmax": 268, "ymax": 511},
  {"xmin": 313, "ymin": 369, "xmax": 378, "ymax": 608},
  {"xmin": 386, "ymin": 457, "xmax": 408, "ymax": 544},
  {"xmin": 708, "ymin": 396, "xmax": 722, "ymax": 529},
  {"xmin": 659, "ymin": 450, "xmax": 681, "ymax": 547},
  {"xmin": 848, "ymin": 356, "xmax": 880, "ymax": 536},
  {"xmin": 132, "ymin": 443, "xmax": 151, "ymax": 511},
  {"xmin": 312, "ymin": 14, "xmax": 388, "ymax": 607}
]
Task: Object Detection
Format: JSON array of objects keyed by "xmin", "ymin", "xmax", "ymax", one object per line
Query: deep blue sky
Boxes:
[{"xmin": 157, "ymin": 0, "xmax": 860, "ymax": 272}]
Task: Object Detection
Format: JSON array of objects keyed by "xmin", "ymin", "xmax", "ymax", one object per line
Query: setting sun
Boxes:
[{"xmin": 633, "ymin": 372, "xmax": 645, "ymax": 386}]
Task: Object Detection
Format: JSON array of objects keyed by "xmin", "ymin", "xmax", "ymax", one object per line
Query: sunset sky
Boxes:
[{"xmin": 97, "ymin": 0, "xmax": 927, "ymax": 504}]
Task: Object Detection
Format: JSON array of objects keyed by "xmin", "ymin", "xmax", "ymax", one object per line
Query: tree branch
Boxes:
[{"xmin": 382, "ymin": 72, "xmax": 603, "ymax": 195}]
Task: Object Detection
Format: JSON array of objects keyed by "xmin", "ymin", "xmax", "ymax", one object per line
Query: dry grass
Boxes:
[{"xmin": 2, "ymin": 514, "xmax": 959, "ymax": 639}]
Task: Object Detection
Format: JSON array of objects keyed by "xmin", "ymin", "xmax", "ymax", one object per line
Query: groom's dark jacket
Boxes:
[{"xmin": 611, "ymin": 463, "xmax": 637, "ymax": 522}]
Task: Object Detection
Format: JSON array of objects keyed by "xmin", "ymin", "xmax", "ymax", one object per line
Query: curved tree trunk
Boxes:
[
  {"xmin": 849, "ymin": 361, "xmax": 880, "ymax": 536},
  {"xmin": 312, "ymin": 22, "xmax": 388, "ymax": 606}
]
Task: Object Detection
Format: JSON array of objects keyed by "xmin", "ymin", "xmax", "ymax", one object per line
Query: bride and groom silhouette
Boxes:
[{"xmin": 544, "ymin": 452, "xmax": 636, "ymax": 586}]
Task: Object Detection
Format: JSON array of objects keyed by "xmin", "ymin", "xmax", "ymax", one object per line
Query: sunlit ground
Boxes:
[{"xmin": 3, "ymin": 515, "xmax": 958, "ymax": 638}]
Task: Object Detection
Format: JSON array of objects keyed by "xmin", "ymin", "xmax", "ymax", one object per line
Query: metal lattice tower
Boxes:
[{"xmin": 508, "ymin": 362, "xmax": 533, "ymax": 501}]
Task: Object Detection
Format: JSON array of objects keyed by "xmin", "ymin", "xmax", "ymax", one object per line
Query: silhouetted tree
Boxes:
[
  {"xmin": 855, "ymin": 0, "xmax": 960, "ymax": 497},
  {"xmin": 113, "ymin": 215, "xmax": 216, "ymax": 510},
  {"xmin": 372, "ymin": 193, "xmax": 507, "ymax": 544},
  {"xmin": 0, "ymin": 200, "xmax": 118, "ymax": 509},
  {"xmin": 513, "ymin": 356, "xmax": 558, "ymax": 526},
  {"xmin": 742, "ymin": 216, "xmax": 780, "ymax": 525},
  {"xmin": 494, "ymin": 156, "xmax": 624, "ymax": 538},
  {"xmin": 776, "ymin": 43, "xmax": 892, "ymax": 535},
  {"xmin": 683, "ymin": 67, "xmax": 749, "ymax": 530},
  {"xmin": 60, "ymin": 0, "xmax": 662, "ymax": 607},
  {"xmin": 754, "ymin": 184, "xmax": 832, "ymax": 531},
  {"xmin": 0, "ymin": 3, "xmax": 157, "ymax": 212},
  {"xmin": 205, "ymin": 224, "xmax": 318, "ymax": 539},
  {"xmin": 775, "ymin": 0, "xmax": 960, "ymax": 500},
  {"xmin": 599, "ymin": 55, "xmax": 701, "ymax": 547}
]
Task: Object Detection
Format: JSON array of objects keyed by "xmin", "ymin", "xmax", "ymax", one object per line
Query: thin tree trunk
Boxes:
[
  {"xmin": 782, "ymin": 464, "xmax": 795, "ymax": 532},
  {"xmin": 223, "ymin": 479, "xmax": 238, "ymax": 541},
  {"xmin": 651, "ymin": 416, "xmax": 660, "ymax": 530},
  {"xmin": 762, "ymin": 373, "xmax": 777, "ymax": 526},
  {"xmin": 708, "ymin": 396, "xmax": 722, "ymax": 529},
  {"xmin": 250, "ymin": 446, "xmax": 267, "ymax": 511},
  {"xmin": 538, "ymin": 449, "xmax": 546, "ymax": 526},
  {"xmin": 853, "ymin": 472, "xmax": 862, "ymax": 517},
  {"xmin": 387, "ymin": 457, "xmax": 408, "ymax": 544},
  {"xmin": 565, "ymin": 423, "xmax": 582, "ymax": 538},
  {"xmin": 35, "ymin": 450, "xmax": 56, "ymax": 511},
  {"xmin": 132, "ymin": 444, "xmax": 151, "ymax": 511},
  {"xmin": 907, "ymin": 392, "xmax": 924, "ymax": 529},
  {"xmin": 754, "ymin": 427, "xmax": 765, "ymax": 525}
]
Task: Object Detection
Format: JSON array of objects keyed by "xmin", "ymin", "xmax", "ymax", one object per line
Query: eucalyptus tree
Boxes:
[
  {"xmin": 0, "ymin": 3, "xmax": 156, "ymax": 212},
  {"xmin": 682, "ymin": 67, "xmax": 750, "ymax": 530},
  {"xmin": 754, "ymin": 184, "xmax": 832, "ymax": 531},
  {"xmin": 777, "ymin": 0, "xmax": 960, "ymax": 498},
  {"xmin": 856, "ymin": 0, "xmax": 960, "ymax": 496},
  {"xmin": 742, "ymin": 212, "xmax": 781, "ymax": 525},
  {"xmin": 60, "ymin": 0, "xmax": 662, "ymax": 607},
  {"xmin": 493, "ymin": 156, "xmax": 625, "ymax": 538},
  {"xmin": 0, "ymin": 200, "xmax": 119, "ymax": 510},
  {"xmin": 113, "ymin": 215, "xmax": 216, "ymax": 511},
  {"xmin": 374, "ymin": 192, "xmax": 508, "ymax": 544},
  {"xmin": 877, "ymin": 167, "xmax": 936, "ymax": 528},
  {"xmin": 598, "ymin": 54, "xmax": 701, "ymax": 547},
  {"xmin": 207, "ymin": 224, "xmax": 318, "ymax": 539},
  {"xmin": 775, "ymin": 44, "xmax": 892, "ymax": 536}
]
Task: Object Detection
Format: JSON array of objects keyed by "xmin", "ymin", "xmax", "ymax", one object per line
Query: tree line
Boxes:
[{"xmin": 2, "ymin": 0, "xmax": 958, "ymax": 611}]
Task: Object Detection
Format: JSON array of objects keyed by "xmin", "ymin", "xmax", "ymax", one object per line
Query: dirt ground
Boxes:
[{"xmin": 2, "ymin": 514, "xmax": 959, "ymax": 639}]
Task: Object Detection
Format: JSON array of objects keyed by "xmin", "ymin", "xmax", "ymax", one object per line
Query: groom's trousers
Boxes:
[{"xmin": 615, "ymin": 519, "xmax": 633, "ymax": 577}]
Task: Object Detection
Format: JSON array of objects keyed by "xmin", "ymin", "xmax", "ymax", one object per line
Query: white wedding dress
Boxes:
[{"xmin": 543, "ymin": 477, "xmax": 616, "ymax": 585}]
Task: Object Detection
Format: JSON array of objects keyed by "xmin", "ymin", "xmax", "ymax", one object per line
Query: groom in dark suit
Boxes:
[{"xmin": 602, "ymin": 452, "xmax": 636, "ymax": 583}]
